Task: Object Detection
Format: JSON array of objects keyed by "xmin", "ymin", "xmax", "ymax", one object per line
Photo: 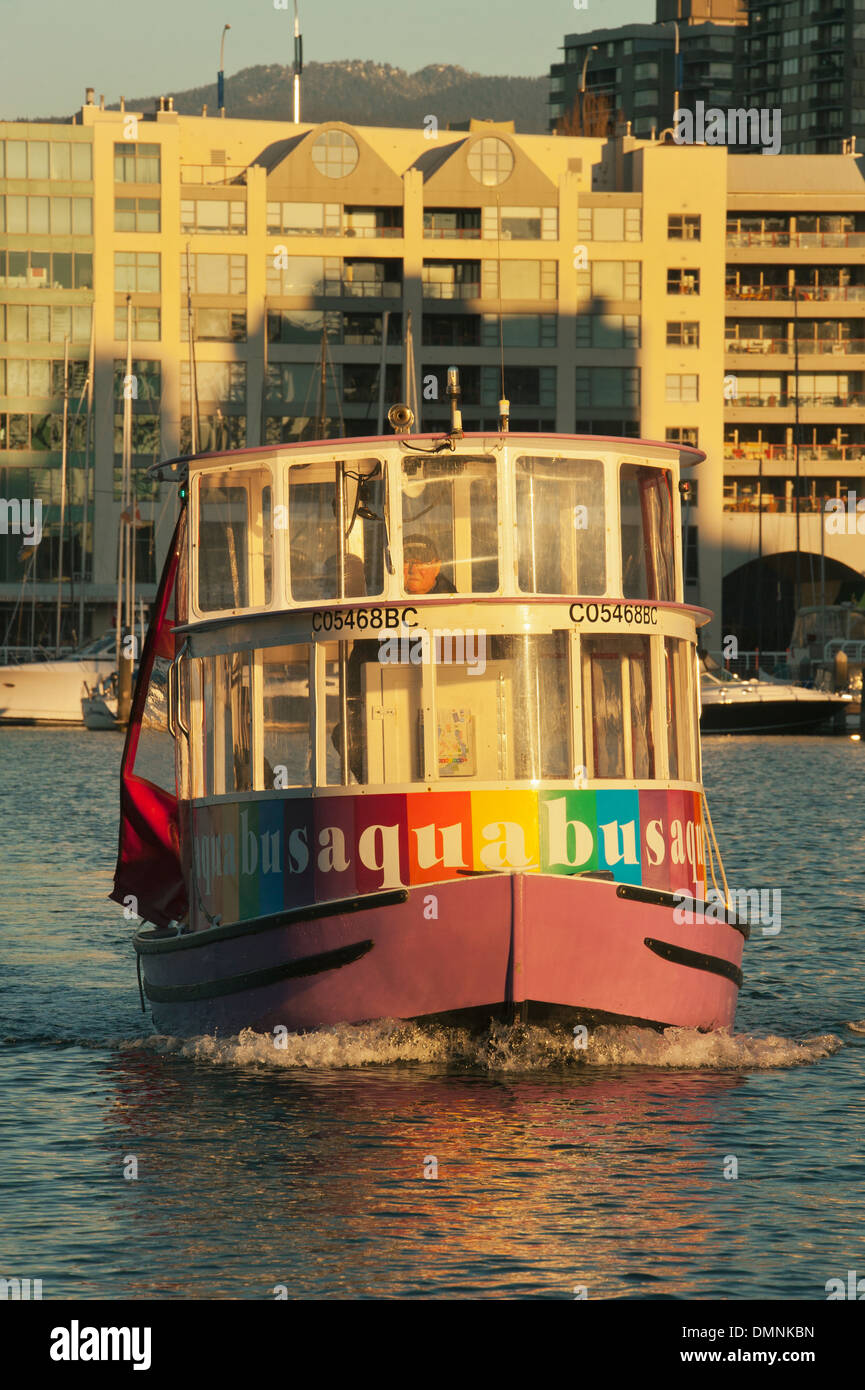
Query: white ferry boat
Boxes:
[{"xmin": 113, "ymin": 398, "xmax": 745, "ymax": 1036}]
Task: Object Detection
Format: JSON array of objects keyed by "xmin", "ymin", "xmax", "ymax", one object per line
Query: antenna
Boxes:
[
  {"xmin": 293, "ymin": 1, "xmax": 303, "ymax": 124},
  {"xmin": 496, "ymin": 195, "xmax": 509, "ymax": 431},
  {"xmin": 218, "ymin": 24, "xmax": 231, "ymax": 118},
  {"xmin": 185, "ymin": 243, "xmax": 199, "ymax": 454}
]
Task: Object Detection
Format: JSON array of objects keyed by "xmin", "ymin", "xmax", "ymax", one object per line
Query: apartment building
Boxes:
[{"xmin": 1, "ymin": 97, "xmax": 864, "ymax": 653}]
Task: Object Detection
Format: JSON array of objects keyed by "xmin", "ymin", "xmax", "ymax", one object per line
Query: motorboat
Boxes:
[
  {"xmin": 0, "ymin": 632, "xmax": 116, "ymax": 725},
  {"xmin": 700, "ymin": 666, "xmax": 850, "ymax": 734}
]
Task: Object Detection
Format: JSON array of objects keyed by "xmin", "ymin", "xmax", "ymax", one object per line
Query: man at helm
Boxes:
[{"xmin": 402, "ymin": 535, "xmax": 456, "ymax": 595}]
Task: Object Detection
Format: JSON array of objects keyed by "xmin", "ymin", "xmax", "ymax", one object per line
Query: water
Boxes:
[{"xmin": 1, "ymin": 729, "xmax": 863, "ymax": 1300}]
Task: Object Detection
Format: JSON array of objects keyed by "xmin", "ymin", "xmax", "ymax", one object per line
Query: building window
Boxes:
[
  {"xmin": 311, "ymin": 129, "xmax": 359, "ymax": 179},
  {"xmin": 467, "ymin": 137, "xmax": 514, "ymax": 187},
  {"xmin": 578, "ymin": 260, "xmax": 641, "ymax": 301},
  {"xmin": 634, "ymin": 61, "xmax": 659, "ymax": 80},
  {"xmin": 182, "ymin": 253, "xmax": 247, "ymax": 295},
  {"xmin": 487, "ymin": 260, "xmax": 557, "ymax": 300},
  {"xmin": 480, "ymin": 365, "xmax": 556, "ymax": 407},
  {"xmin": 665, "ymin": 373, "xmax": 699, "ymax": 402},
  {"xmin": 267, "ymin": 201, "xmax": 341, "ymax": 235},
  {"xmin": 0, "ymin": 196, "xmax": 92, "ymax": 235},
  {"xmin": 425, "ymin": 207, "xmax": 481, "ymax": 239},
  {"xmin": 181, "ymin": 361, "xmax": 246, "ymax": 406},
  {"xmin": 481, "ymin": 313, "xmax": 556, "ymax": 348},
  {"xmin": 0, "ymin": 250, "xmax": 92, "ymax": 290},
  {"xmin": 112, "ymin": 359, "xmax": 161, "ymax": 403},
  {"xmin": 0, "ymin": 140, "xmax": 91, "ymax": 180},
  {"xmin": 114, "ymin": 251, "xmax": 161, "ymax": 293},
  {"xmin": 422, "ymin": 313, "xmax": 481, "ymax": 346},
  {"xmin": 667, "ymin": 267, "xmax": 700, "ymax": 295},
  {"xmin": 114, "ymin": 142, "xmax": 161, "ymax": 183},
  {"xmin": 575, "ymin": 313, "xmax": 639, "ymax": 349},
  {"xmin": 666, "ymin": 426, "xmax": 699, "ymax": 448},
  {"xmin": 577, "ymin": 207, "xmax": 642, "ymax": 241},
  {"xmin": 113, "ymin": 304, "xmax": 160, "ymax": 341},
  {"xmin": 423, "ymin": 260, "xmax": 480, "ymax": 299},
  {"xmin": 115, "ymin": 197, "xmax": 161, "ymax": 232},
  {"xmin": 575, "ymin": 366, "xmax": 640, "ymax": 409},
  {"xmin": 181, "ymin": 198, "xmax": 246, "ymax": 234},
  {"xmin": 1, "ymin": 304, "xmax": 91, "ymax": 343},
  {"xmin": 667, "ymin": 214, "xmax": 701, "ymax": 241},
  {"xmin": 182, "ymin": 308, "xmax": 247, "ymax": 342},
  {"xmin": 344, "ymin": 206, "xmax": 403, "ymax": 238},
  {"xmin": 666, "ymin": 321, "xmax": 700, "ymax": 347}
]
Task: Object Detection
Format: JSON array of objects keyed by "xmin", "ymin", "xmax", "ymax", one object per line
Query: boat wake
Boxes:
[{"xmin": 126, "ymin": 1020, "xmax": 843, "ymax": 1073}]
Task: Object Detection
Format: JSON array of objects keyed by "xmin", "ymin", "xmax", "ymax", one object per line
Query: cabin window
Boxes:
[
  {"xmin": 434, "ymin": 632, "xmax": 571, "ymax": 781},
  {"xmin": 261, "ymin": 644, "xmax": 312, "ymax": 788},
  {"xmin": 322, "ymin": 638, "xmax": 423, "ymax": 786},
  {"xmin": 218, "ymin": 651, "xmax": 253, "ymax": 794},
  {"xmin": 665, "ymin": 637, "xmax": 697, "ymax": 782},
  {"xmin": 196, "ymin": 467, "xmax": 272, "ymax": 613},
  {"xmin": 401, "ymin": 455, "xmax": 498, "ymax": 595},
  {"xmin": 581, "ymin": 635, "xmax": 655, "ymax": 780},
  {"xmin": 288, "ymin": 459, "xmax": 385, "ymax": 602},
  {"xmin": 620, "ymin": 463, "xmax": 675, "ymax": 602},
  {"xmin": 515, "ymin": 456, "xmax": 605, "ymax": 595}
]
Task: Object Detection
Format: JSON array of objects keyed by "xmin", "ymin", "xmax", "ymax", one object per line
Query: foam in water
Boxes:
[{"xmin": 123, "ymin": 1021, "xmax": 843, "ymax": 1073}]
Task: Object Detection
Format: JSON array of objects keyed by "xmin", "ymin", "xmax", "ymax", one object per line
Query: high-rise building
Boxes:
[
  {"xmin": 1, "ymin": 100, "xmax": 864, "ymax": 654},
  {"xmin": 552, "ymin": 0, "xmax": 865, "ymax": 158},
  {"xmin": 550, "ymin": 0, "xmax": 747, "ymax": 140}
]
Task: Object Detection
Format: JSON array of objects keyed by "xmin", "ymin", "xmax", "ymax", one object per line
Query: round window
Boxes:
[
  {"xmin": 467, "ymin": 137, "xmax": 514, "ymax": 187},
  {"xmin": 311, "ymin": 129, "xmax": 359, "ymax": 179}
]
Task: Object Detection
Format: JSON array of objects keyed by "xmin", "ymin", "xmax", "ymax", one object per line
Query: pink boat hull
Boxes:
[{"xmin": 137, "ymin": 874, "xmax": 743, "ymax": 1037}]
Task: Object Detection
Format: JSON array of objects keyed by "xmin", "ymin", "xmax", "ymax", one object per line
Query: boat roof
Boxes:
[{"xmin": 149, "ymin": 431, "xmax": 705, "ymax": 480}]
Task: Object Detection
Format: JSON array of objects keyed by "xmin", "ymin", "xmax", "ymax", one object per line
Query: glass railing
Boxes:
[
  {"xmin": 726, "ymin": 285, "xmax": 865, "ymax": 300},
  {"xmin": 725, "ymin": 445, "xmax": 865, "ymax": 463},
  {"xmin": 729, "ymin": 394, "xmax": 865, "ymax": 408},
  {"xmin": 726, "ymin": 232, "xmax": 865, "ymax": 247},
  {"xmin": 726, "ymin": 339, "xmax": 865, "ymax": 354}
]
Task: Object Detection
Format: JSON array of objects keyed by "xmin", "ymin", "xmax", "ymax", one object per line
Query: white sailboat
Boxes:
[
  {"xmin": 0, "ymin": 338, "xmax": 113, "ymax": 725},
  {"xmin": 82, "ymin": 296, "xmax": 141, "ymax": 730}
]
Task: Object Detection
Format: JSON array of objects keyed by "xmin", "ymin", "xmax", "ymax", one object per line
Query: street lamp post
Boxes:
[
  {"xmin": 580, "ymin": 45, "xmax": 598, "ymax": 132},
  {"xmin": 218, "ymin": 24, "xmax": 231, "ymax": 118}
]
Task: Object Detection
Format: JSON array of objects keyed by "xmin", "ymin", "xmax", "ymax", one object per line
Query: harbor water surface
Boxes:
[{"xmin": 1, "ymin": 730, "xmax": 863, "ymax": 1300}]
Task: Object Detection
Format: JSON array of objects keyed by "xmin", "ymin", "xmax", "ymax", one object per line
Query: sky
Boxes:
[{"xmin": 0, "ymin": 0, "xmax": 654, "ymax": 120}]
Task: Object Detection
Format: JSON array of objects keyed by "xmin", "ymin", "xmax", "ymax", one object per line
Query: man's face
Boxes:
[{"xmin": 404, "ymin": 556, "xmax": 440, "ymax": 594}]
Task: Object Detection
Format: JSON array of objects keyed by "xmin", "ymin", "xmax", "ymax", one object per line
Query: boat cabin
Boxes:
[{"xmin": 166, "ymin": 434, "xmax": 705, "ymax": 799}]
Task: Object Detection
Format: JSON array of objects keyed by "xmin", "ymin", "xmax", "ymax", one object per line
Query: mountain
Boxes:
[{"xmin": 51, "ymin": 62, "xmax": 549, "ymax": 133}]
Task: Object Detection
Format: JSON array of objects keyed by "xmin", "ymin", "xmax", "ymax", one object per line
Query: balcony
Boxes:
[
  {"xmin": 729, "ymin": 393, "xmax": 865, "ymax": 409},
  {"xmin": 337, "ymin": 279, "xmax": 402, "ymax": 299},
  {"xmin": 726, "ymin": 285, "xmax": 865, "ymax": 302},
  {"xmin": 726, "ymin": 338, "xmax": 865, "ymax": 355},
  {"xmin": 727, "ymin": 232, "xmax": 865, "ymax": 248},
  {"xmin": 725, "ymin": 445, "xmax": 865, "ymax": 465},
  {"xmin": 422, "ymin": 281, "xmax": 481, "ymax": 300}
]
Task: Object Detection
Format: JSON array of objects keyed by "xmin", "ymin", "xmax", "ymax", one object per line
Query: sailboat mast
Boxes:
[
  {"xmin": 55, "ymin": 336, "xmax": 69, "ymax": 655},
  {"xmin": 317, "ymin": 323, "xmax": 327, "ymax": 440},
  {"xmin": 186, "ymin": 243, "xmax": 199, "ymax": 455},
  {"xmin": 116, "ymin": 297, "xmax": 134, "ymax": 725},
  {"xmin": 78, "ymin": 318, "xmax": 95, "ymax": 642}
]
